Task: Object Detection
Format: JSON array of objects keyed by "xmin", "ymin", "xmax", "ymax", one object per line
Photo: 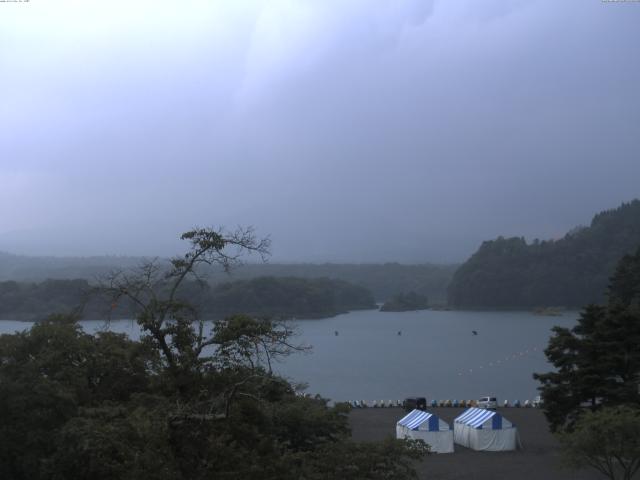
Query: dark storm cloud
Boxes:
[{"xmin": 0, "ymin": 0, "xmax": 639, "ymax": 262}]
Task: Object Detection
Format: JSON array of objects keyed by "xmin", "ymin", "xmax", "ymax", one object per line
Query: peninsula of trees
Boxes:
[
  {"xmin": 0, "ymin": 276, "xmax": 376, "ymax": 321},
  {"xmin": 203, "ymin": 276, "xmax": 376, "ymax": 319},
  {"xmin": 380, "ymin": 291, "xmax": 429, "ymax": 312},
  {"xmin": 448, "ymin": 200, "xmax": 640, "ymax": 309},
  {"xmin": 0, "ymin": 253, "xmax": 457, "ymax": 304}
]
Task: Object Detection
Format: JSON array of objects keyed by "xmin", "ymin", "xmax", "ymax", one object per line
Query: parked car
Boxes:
[
  {"xmin": 403, "ymin": 397, "xmax": 427, "ymax": 411},
  {"xmin": 533, "ymin": 395, "xmax": 543, "ymax": 408},
  {"xmin": 477, "ymin": 396, "xmax": 498, "ymax": 409}
]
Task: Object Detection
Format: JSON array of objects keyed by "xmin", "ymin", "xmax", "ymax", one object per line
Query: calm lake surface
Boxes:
[{"xmin": 0, "ymin": 309, "xmax": 578, "ymax": 403}]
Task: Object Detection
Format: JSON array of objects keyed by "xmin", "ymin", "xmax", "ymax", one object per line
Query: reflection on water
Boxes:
[{"xmin": 0, "ymin": 309, "xmax": 578, "ymax": 402}]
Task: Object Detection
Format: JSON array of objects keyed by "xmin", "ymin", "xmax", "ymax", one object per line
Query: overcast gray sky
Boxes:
[{"xmin": 1, "ymin": 0, "xmax": 639, "ymax": 262}]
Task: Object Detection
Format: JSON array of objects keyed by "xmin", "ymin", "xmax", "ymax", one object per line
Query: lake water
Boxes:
[{"xmin": 0, "ymin": 309, "xmax": 578, "ymax": 403}]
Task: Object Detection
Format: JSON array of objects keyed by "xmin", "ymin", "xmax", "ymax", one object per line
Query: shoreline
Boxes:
[{"xmin": 0, "ymin": 306, "xmax": 581, "ymax": 323}]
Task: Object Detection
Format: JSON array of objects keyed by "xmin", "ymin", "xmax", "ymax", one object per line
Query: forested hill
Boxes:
[
  {"xmin": 0, "ymin": 276, "xmax": 376, "ymax": 321},
  {"xmin": 448, "ymin": 200, "xmax": 640, "ymax": 309},
  {"xmin": 204, "ymin": 277, "xmax": 375, "ymax": 319}
]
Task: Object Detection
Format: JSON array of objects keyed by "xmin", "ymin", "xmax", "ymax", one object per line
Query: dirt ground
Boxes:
[{"xmin": 349, "ymin": 407, "xmax": 604, "ymax": 480}]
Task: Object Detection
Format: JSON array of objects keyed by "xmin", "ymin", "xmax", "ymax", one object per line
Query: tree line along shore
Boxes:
[
  {"xmin": 0, "ymin": 199, "xmax": 639, "ymax": 320},
  {"xmin": 0, "ymin": 276, "xmax": 377, "ymax": 322}
]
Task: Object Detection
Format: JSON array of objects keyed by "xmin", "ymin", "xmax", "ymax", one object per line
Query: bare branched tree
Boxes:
[
  {"xmin": 96, "ymin": 226, "xmax": 271, "ymax": 386},
  {"xmin": 212, "ymin": 315, "xmax": 310, "ymax": 374}
]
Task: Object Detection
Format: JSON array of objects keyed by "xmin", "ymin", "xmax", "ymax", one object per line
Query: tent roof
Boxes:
[
  {"xmin": 398, "ymin": 409, "xmax": 439, "ymax": 430},
  {"xmin": 455, "ymin": 407, "xmax": 509, "ymax": 429}
]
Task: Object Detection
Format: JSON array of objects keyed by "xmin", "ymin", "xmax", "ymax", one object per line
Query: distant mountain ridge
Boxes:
[
  {"xmin": 448, "ymin": 200, "xmax": 640, "ymax": 308},
  {"xmin": 0, "ymin": 252, "xmax": 145, "ymax": 282}
]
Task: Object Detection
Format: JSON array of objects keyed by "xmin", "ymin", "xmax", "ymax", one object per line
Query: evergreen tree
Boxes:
[{"xmin": 534, "ymin": 247, "xmax": 640, "ymax": 431}]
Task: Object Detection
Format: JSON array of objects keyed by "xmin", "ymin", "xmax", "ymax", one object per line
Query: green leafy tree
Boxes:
[
  {"xmin": 0, "ymin": 313, "xmax": 157, "ymax": 480},
  {"xmin": 559, "ymin": 406, "xmax": 640, "ymax": 480},
  {"xmin": 0, "ymin": 227, "xmax": 428, "ymax": 479},
  {"xmin": 45, "ymin": 403, "xmax": 180, "ymax": 480},
  {"xmin": 294, "ymin": 438, "xmax": 430, "ymax": 480}
]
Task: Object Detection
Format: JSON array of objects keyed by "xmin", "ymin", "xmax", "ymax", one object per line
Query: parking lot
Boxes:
[{"xmin": 349, "ymin": 407, "xmax": 603, "ymax": 480}]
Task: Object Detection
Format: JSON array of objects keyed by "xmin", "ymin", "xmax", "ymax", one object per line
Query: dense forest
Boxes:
[
  {"xmin": 0, "ymin": 279, "xmax": 91, "ymax": 321},
  {"xmin": 220, "ymin": 263, "xmax": 456, "ymax": 304},
  {"xmin": 380, "ymin": 291, "xmax": 429, "ymax": 312},
  {"xmin": 204, "ymin": 276, "xmax": 375, "ymax": 319},
  {"xmin": 0, "ymin": 316, "xmax": 426, "ymax": 480},
  {"xmin": 448, "ymin": 200, "xmax": 640, "ymax": 308},
  {"xmin": 0, "ymin": 227, "xmax": 426, "ymax": 479},
  {"xmin": 0, "ymin": 254, "xmax": 457, "ymax": 303},
  {"xmin": 0, "ymin": 276, "xmax": 376, "ymax": 321}
]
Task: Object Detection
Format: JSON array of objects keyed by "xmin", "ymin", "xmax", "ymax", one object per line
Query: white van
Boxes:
[{"xmin": 477, "ymin": 396, "xmax": 498, "ymax": 409}]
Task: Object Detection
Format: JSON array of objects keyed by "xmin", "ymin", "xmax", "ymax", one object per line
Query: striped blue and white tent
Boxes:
[
  {"xmin": 454, "ymin": 407, "xmax": 520, "ymax": 451},
  {"xmin": 396, "ymin": 409, "xmax": 454, "ymax": 453}
]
